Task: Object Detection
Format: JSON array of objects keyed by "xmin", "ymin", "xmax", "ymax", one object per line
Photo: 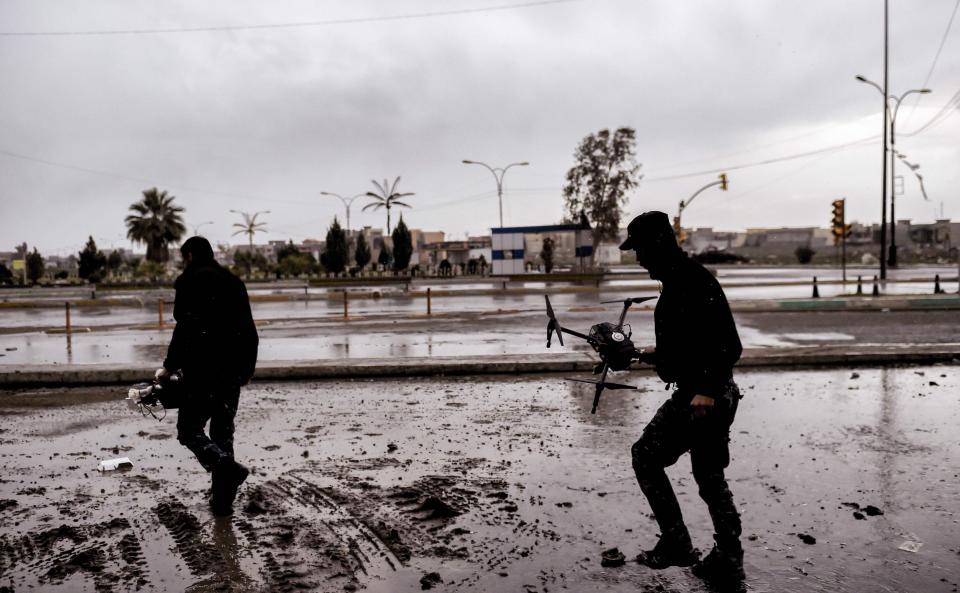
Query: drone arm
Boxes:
[{"xmin": 561, "ymin": 327, "xmax": 593, "ymax": 342}]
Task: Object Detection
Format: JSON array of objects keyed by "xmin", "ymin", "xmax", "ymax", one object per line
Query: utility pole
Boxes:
[
  {"xmin": 675, "ymin": 173, "xmax": 728, "ymax": 246},
  {"xmin": 881, "ymin": 0, "xmax": 889, "ymax": 279}
]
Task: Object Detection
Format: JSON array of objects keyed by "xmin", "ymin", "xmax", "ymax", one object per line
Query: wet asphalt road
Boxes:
[
  {"xmin": 1, "ymin": 366, "xmax": 958, "ymax": 592},
  {"xmin": 1, "ymin": 306, "xmax": 958, "ymax": 366}
]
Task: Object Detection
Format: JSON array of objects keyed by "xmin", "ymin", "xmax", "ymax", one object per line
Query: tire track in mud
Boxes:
[
  {"xmin": 0, "ymin": 517, "xmax": 149, "ymax": 593},
  {"xmin": 154, "ymin": 500, "xmax": 224, "ymax": 578},
  {"xmin": 263, "ymin": 473, "xmax": 402, "ymax": 579}
]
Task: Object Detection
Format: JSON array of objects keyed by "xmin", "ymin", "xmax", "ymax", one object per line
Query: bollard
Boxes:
[
  {"xmin": 934, "ymin": 274, "xmax": 943, "ymax": 294},
  {"xmin": 65, "ymin": 302, "xmax": 72, "ymax": 334},
  {"xmin": 856, "ymin": 275, "xmax": 863, "ymax": 296},
  {"xmin": 811, "ymin": 276, "xmax": 819, "ymax": 298},
  {"xmin": 872, "ymin": 275, "xmax": 880, "ymax": 297},
  {"xmin": 91, "ymin": 288, "xmax": 96, "ymax": 300},
  {"xmin": 304, "ymin": 285, "xmax": 309, "ymax": 301},
  {"xmin": 502, "ymin": 281, "xmax": 507, "ymax": 291},
  {"xmin": 158, "ymin": 300, "xmax": 164, "ymax": 329},
  {"xmin": 427, "ymin": 287, "xmax": 432, "ymax": 316},
  {"xmin": 343, "ymin": 290, "xmax": 349, "ymax": 320}
]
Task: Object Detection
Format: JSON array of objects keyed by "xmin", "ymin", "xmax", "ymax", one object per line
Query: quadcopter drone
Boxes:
[
  {"xmin": 126, "ymin": 370, "xmax": 184, "ymax": 421},
  {"xmin": 545, "ymin": 294, "xmax": 657, "ymax": 414}
]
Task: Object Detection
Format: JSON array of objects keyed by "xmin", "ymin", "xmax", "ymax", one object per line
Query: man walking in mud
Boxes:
[
  {"xmin": 600, "ymin": 211, "xmax": 745, "ymax": 589},
  {"xmin": 158, "ymin": 236, "xmax": 259, "ymax": 516}
]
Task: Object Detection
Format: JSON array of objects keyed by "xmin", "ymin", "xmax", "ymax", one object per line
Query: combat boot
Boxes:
[
  {"xmin": 210, "ymin": 459, "xmax": 249, "ymax": 516},
  {"xmin": 691, "ymin": 541, "xmax": 745, "ymax": 591},
  {"xmin": 635, "ymin": 532, "xmax": 700, "ymax": 569}
]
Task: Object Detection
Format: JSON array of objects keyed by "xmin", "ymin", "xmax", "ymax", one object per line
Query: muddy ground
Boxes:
[{"xmin": 1, "ymin": 366, "xmax": 958, "ymax": 592}]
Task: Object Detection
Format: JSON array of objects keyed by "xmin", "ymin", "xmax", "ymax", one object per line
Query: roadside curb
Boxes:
[{"xmin": 1, "ymin": 345, "xmax": 957, "ymax": 388}]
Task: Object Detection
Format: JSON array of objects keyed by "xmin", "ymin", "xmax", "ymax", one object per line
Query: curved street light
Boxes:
[
  {"xmin": 856, "ymin": 75, "xmax": 931, "ymax": 268},
  {"xmin": 461, "ymin": 160, "xmax": 529, "ymax": 228},
  {"xmin": 191, "ymin": 221, "xmax": 214, "ymax": 236},
  {"xmin": 320, "ymin": 192, "xmax": 365, "ymax": 233}
]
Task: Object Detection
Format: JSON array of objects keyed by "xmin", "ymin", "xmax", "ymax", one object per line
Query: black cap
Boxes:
[{"xmin": 619, "ymin": 211, "xmax": 678, "ymax": 251}]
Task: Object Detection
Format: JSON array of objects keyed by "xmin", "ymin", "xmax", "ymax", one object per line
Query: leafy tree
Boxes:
[
  {"xmin": 795, "ymin": 246, "xmax": 815, "ymax": 264},
  {"xmin": 276, "ymin": 241, "xmax": 300, "ymax": 262},
  {"xmin": 0, "ymin": 263, "xmax": 13, "ymax": 285},
  {"xmin": 540, "ymin": 236, "xmax": 556, "ymax": 273},
  {"xmin": 322, "ymin": 218, "xmax": 349, "ymax": 274},
  {"xmin": 391, "ymin": 216, "xmax": 413, "ymax": 272},
  {"xmin": 135, "ymin": 260, "xmax": 167, "ymax": 283},
  {"xmin": 106, "ymin": 250, "xmax": 124, "ymax": 275},
  {"xmin": 377, "ymin": 244, "xmax": 392, "ymax": 269},
  {"xmin": 232, "ymin": 250, "xmax": 268, "ymax": 276},
  {"xmin": 26, "ymin": 248, "xmax": 45, "ymax": 284},
  {"xmin": 363, "ymin": 177, "xmax": 414, "ymax": 234},
  {"xmin": 354, "ymin": 232, "xmax": 371, "ymax": 271},
  {"xmin": 277, "ymin": 253, "xmax": 316, "ymax": 277},
  {"xmin": 78, "ymin": 236, "xmax": 107, "ymax": 282},
  {"xmin": 562, "ymin": 127, "xmax": 641, "ymax": 260},
  {"xmin": 275, "ymin": 241, "xmax": 316, "ymax": 278},
  {"xmin": 125, "ymin": 188, "xmax": 186, "ymax": 263},
  {"xmin": 438, "ymin": 258, "xmax": 452, "ymax": 276}
]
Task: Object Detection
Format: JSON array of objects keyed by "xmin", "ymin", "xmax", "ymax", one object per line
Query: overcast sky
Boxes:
[{"xmin": 1, "ymin": 0, "xmax": 958, "ymax": 255}]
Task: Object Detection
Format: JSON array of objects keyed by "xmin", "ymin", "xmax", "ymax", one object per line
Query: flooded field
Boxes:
[{"xmin": 1, "ymin": 366, "xmax": 958, "ymax": 592}]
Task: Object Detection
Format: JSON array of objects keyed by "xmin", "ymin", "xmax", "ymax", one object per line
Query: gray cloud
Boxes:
[{"xmin": 1, "ymin": 0, "xmax": 957, "ymax": 254}]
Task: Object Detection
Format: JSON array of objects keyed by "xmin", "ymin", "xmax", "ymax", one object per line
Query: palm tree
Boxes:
[
  {"xmin": 231, "ymin": 210, "xmax": 270, "ymax": 251},
  {"xmin": 363, "ymin": 177, "xmax": 414, "ymax": 234},
  {"xmin": 125, "ymin": 188, "xmax": 186, "ymax": 263},
  {"xmin": 231, "ymin": 210, "xmax": 269, "ymax": 277}
]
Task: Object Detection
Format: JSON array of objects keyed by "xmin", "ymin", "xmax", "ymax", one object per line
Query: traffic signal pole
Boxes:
[
  {"xmin": 831, "ymin": 198, "xmax": 851, "ymax": 284},
  {"xmin": 675, "ymin": 173, "xmax": 728, "ymax": 245}
]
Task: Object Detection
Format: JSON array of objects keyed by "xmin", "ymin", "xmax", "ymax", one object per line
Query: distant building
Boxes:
[{"xmin": 490, "ymin": 222, "xmax": 592, "ymax": 275}]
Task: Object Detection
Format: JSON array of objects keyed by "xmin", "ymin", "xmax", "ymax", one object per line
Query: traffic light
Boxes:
[
  {"xmin": 672, "ymin": 216, "xmax": 686, "ymax": 244},
  {"xmin": 831, "ymin": 199, "xmax": 845, "ymax": 245},
  {"xmin": 719, "ymin": 173, "xmax": 728, "ymax": 191}
]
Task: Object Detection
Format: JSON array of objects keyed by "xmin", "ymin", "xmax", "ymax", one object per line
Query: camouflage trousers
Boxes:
[
  {"xmin": 631, "ymin": 381, "xmax": 742, "ymax": 552},
  {"xmin": 176, "ymin": 384, "xmax": 241, "ymax": 472}
]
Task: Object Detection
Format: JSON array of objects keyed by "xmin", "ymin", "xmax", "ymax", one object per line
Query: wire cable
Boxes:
[
  {"xmin": 901, "ymin": 0, "xmax": 960, "ymax": 124},
  {"xmin": 643, "ymin": 135, "xmax": 879, "ymax": 182},
  {"xmin": 0, "ymin": 0, "xmax": 580, "ymax": 37}
]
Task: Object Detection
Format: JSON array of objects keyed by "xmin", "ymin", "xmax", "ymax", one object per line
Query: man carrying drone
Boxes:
[
  {"xmin": 599, "ymin": 211, "xmax": 745, "ymax": 588},
  {"xmin": 157, "ymin": 236, "xmax": 259, "ymax": 516}
]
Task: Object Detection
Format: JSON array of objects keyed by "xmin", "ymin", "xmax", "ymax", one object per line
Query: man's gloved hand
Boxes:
[{"xmin": 589, "ymin": 322, "xmax": 637, "ymax": 371}]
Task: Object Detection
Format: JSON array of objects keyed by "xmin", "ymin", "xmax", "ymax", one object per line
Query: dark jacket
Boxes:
[
  {"xmin": 652, "ymin": 254, "xmax": 742, "ymax": 399},
  {"xmin": 163, "ymin": 260, "xmax": 259, "ymax": 385}
]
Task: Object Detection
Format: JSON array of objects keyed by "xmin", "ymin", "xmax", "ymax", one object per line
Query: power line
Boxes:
[
  {"xmin": 0, "ymin": 147, "xmax": 313, "ymax": 205},
  {"xmin": 900, "ymin": 89, "xmax": 960, "ymax": 137},
  {"xmin": 0, "ymin": 0, "xmax": 579, "ymax": 37},
  {"xmin": 902, "ymin": 0, "xmax": 960, "ymax": 124},
  {"xmin": 650, "ymin": 112, "xmax": 876, "ymax": 173},
  {"xmin": 643, "ymin": 135, "xmax": 879, "ymax": 182}
]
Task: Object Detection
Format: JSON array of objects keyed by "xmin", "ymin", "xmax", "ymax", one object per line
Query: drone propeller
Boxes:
[
  {"xmin": 545, "ymin": 295, "xmax": 564, "ymax": 347},
  {"xmin": 566, "ymin": 377, "xmax": 639, "ymax": 390},
  {"xmin": 600, "ymin": 296, "xmax": 658, "ymax": 305}
]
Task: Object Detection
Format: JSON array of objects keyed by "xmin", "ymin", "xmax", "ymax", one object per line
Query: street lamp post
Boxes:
[
  {"xmin": 191, "ymin": 221, "xmax": 214, "ymax": 236},
  {"xmin": 856, "ymin": 75, "xmax": 931, "ymax": 268},
  {"xmin": 461, "ymin": 160, "xmax": 529, "ymax": 228},
  {"xmin": 320, "ymin": 192, "xmax": 365, "ymax": 233}
]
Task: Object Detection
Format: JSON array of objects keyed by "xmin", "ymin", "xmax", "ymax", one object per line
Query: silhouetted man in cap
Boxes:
[
  {"xmin": 158, "ymin": 236, "xmax": 259, "ymax": 516},
  {"xmin": 603, "ymin": 211, "xmax": 745, "ymax": 588}
]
